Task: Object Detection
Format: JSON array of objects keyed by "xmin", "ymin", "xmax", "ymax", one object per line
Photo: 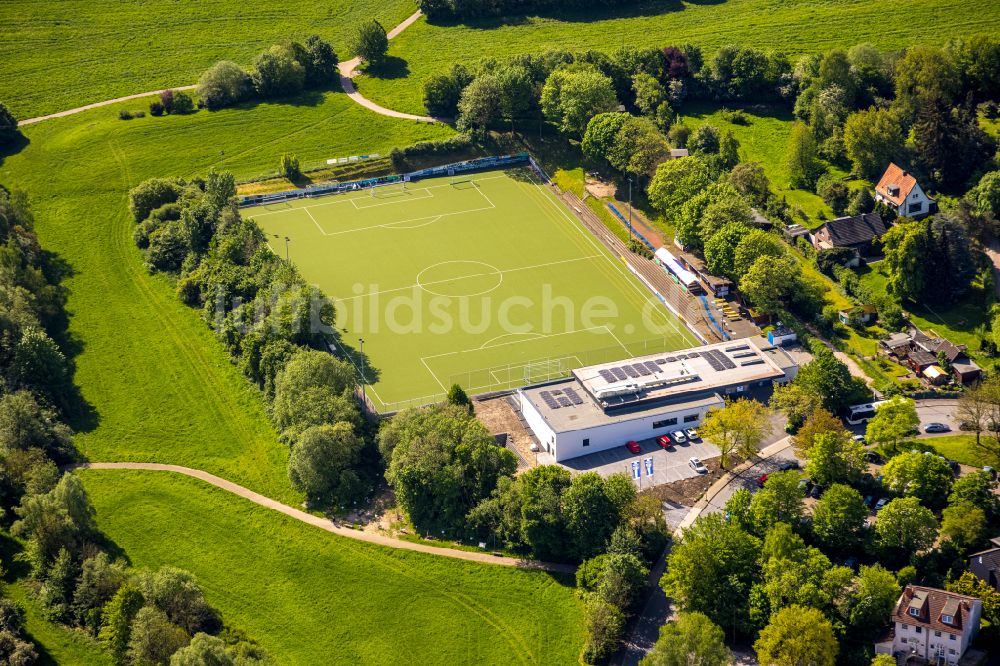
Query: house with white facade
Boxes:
[
  {"xmin": 874, "ymin": 585, "xmax": 982, "ymax": 665},
  {"xmin": 516, "ymin": 337, "xmax": 798, "ymax": 462},
  {"xmin": 875, "ymin": 163, "xmax": 935, "ymax": 218}
]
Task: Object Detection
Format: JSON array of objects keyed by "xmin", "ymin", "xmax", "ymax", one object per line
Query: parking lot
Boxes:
[{"xmin": 561, "ymin": 436, "xmax": 722, "ymax": 487}]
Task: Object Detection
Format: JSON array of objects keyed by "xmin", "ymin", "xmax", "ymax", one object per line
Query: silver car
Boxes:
[
  {"xmin": 688, "ymin": 457, "xmax": 708, "ymax": 474},
  {"xmin": 923, "ymin": 422, "xmax": 950, "ymax": 433}
]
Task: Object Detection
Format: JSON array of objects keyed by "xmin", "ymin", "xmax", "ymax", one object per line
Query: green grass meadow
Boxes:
[
  {"xmin": 355, "ymin": 0, "xmax": 1000, "ymax": 115},
  {"xmin": 0, "ymin": 0, "xmax": 417, "ymax": 118},
  {"xmin": 252, "ymin": 169, "xmax": 697, "ymax": 410},
  {"xmin": 0, "ymin": 93, "xmax": 451, "ymax": 502},
  {"xmin": 81, "ymin": 469, "xmax": 586, "ymax": 665}
]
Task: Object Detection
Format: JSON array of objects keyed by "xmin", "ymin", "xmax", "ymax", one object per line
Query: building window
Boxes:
[
  {"xmin": 683, "ymin": 414, "xmax": 698, "ymax": 423},
  {"xmin": 909, "ymin": 608, "xmax": 920, "ymax": 618},
  {"xmin": 909, "ymin": 202, "xmax": 922, "ymax": 214},
  {"xmin": 582, "ymin": 438, "xmax": 590, "ymax": 447},
  {"xmin": 652, "ymin": 418, "xmax": 677, "ymax": 428},
  {"xmin": 941, "ymin": 614, "xmax": 953, "ymax": 625},
  {"xmin": 935, "ymin": 631, "xmax": 941, "ymax": 637},
  {"xmin": 949, "ymin": 649, "xmax": 956, "ymax": 655},
  {"xmin": 949, "ymin": 634, "xmax": 955, "ymax": 640},
  {"xmin": 901, "ymin": 638, "xmax": 907, "ymax": 644},
  {"xmin": 916, "ymin": 627, "xmax": 922, "ymax": 634}
]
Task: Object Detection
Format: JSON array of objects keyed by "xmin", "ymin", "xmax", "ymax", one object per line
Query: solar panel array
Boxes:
[
  {"xmin": 539, "ymin": 390, "xmax": 561, "ymax": 410},
  {"xmin": 699, "ymin": 348, "xmax": 736, "ymax": 371},
  {"xmin": 611, "ymin": 367, "xmax": 627, "ymax": 381},
  {"xmin": 599, "ymin": 369, "xmax": 615, "ymax": 382},
  {"xmin": 563, "ymin": 387, "xmax": 584, "ymax": 405}
]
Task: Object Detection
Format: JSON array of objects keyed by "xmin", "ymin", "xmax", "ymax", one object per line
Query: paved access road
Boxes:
[
  {"xmin": 562, "ymin": 436, "xmax": 722, "ymax": 487},
  {"xmin": 72, "ymin": 462, "xmax": 574, "ymax": 573}
]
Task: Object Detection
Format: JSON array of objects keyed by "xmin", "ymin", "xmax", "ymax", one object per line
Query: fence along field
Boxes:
[{"xmin": 250, "ymin": 167, "xmax": 698, "ymax": 412}]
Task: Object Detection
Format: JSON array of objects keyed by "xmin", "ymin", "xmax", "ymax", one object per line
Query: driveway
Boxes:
[
  {"xmin": 701, "ymin": 442, "xmax": 799, "ymax": 515},
  {"xmin": 561, "ymin": 437, "xmax": 721, "ymax": 488}
]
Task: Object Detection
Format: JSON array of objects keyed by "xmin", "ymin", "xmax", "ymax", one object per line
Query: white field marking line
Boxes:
[
  {"xmin": 521, "ymin": 172, "xmax": 688, "ymax": 340},
  {"xmin": 420, "ymin": 325, "xmax": 620, "ymax": 362},
  {"xmin": 421, "ymin": 357, "xmax": 448, "ymax": 391},
  {"xmin": 349, "ymin": 187, "xmax": 434, "ymax": 210},
  {"xmin": 473, "ymin": 180, "xmax": 497, "ymax": 209},
  {"xmin": 303, "ymin": 207, "xmax": 325, "ymax": 235},
  {"xmin": 246, "ymin": 174, "xmax": 508, "ymax": 218},
  {"xmin": 336, "ymin": 254, "xmax": 600, "ymax": 302},
  {"xmin": 474, "ymin": 353, "xmax": 585, "ymax": 391},
  {"xmin": 338, "ymin": 346, "xmax": 389, "ymax": 408},
  {"xmin": 322, "ymin": 204, "xmax": 496, "ymax": 237},
  {"xmin": 380, "ymin": 215, "xmax": 443, "ymax": 231},
  {"xmin": 478, "ymin": 331, "xmax": 545, "ymax": 350}
]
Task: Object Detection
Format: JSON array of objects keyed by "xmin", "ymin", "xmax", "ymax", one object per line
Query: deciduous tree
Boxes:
[
  {"xmin": 881, "ymin": 450, "xmax": 953, "ymax": 508},
  {"xmin": 288, "ymin": 423, "xmax": 365, "ymax": 508},
  {"xmin": 875, "ymin": 496, "xmax": 938, "ymax": 552},
  {"xmin": 699, "ymin": 398, "xmax": 772, "ymax": 469},
  {"xmin": 640, "ymin": 612, "xmax": 731, "ymax": 666},
  {"xmin": 541, "ymin": 66, "xmax": 618, "ymax": 136},
  {"xmin": 754, "ymin": 605, "xmax": 838, "ymax": 666},
  {"xmin": 811, "ymin": 483, "xmax": 868, "ymax": 550},
  {"xmin": 351, "ymin": 20, "xmax": 388, "ymax": 65}
]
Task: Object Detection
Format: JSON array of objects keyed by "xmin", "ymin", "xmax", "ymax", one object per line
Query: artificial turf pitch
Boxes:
[{"xmin": 250, "ymin": 168, "xmax": 698, "ymax": 411}]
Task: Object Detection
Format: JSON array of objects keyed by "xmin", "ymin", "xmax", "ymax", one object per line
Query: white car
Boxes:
[
  {"xmin": 685, "ymin": 428, "xmax": 700, "ymax": 441},
  {"xmin": 672, "ymin": 430, "xmax": 688, "ymax": 444},
  {"xmin": 689, "ymin": 457, "xmax": 708, "ymax": 474}
]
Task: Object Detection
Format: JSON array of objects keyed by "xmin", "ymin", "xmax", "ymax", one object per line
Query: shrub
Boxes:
[
  {"xmin": 118, "ymin": 109, "xmax": 134, "ymax": 120},
  {"xmin": 279, "ymin": 153, "xmax": 301, "ymax": 180},
  {"xmin": 134, "ymin": 110, "xmax": 145, "ymax": 118},
  {"xmin": 170, "ymin": 91, "xmax": 194, "ymax": 114},
  {"xmin": 667, "ymin": 122, "xmax": 691, "ymax": 148},
  {"xmin": 160, "ymin": 89, "xmax": 174, "ymax": 112},
  {"xmin": 252, "ymin": 44, "xmax": 305, "ymax": 98},
  {"xmin": 197, "ymin": 60, "xmax": 252, "ymax": 110},
  {"xmin": 149, "ymin": 101, "xmax": 164, "ymax": 116},
  {"xmin": 720, "ymin": 108, "xmax": 750, "ymax": 125},
  {"xmin": 627, "ymin": 238, "xmax": 653, "ymax": 258}
]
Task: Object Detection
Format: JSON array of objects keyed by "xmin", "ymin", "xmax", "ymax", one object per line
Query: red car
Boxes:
[
  {"xmin": 756, "ymin": 473, "xmax": 769, "ymax": 488},
  {"xmin": 626, "ymin": 440, "xmax": 641, "ymax": 454},
  {"xmin": 657, "ymin": 435, "xmax": 673, "ymax": 450}
]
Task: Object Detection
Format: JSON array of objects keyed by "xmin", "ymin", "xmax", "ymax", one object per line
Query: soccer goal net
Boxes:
[{"xmin": 450, "ymin": 177, "xmax": 478, "ymax": 190}]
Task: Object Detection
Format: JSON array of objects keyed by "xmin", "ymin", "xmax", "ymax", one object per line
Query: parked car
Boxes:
[
  {"xmin": 842, "ymin": 557, "xmax": 859, "ymax": 571},
  {"xmin": 864, "ymin": 450, "xmax": 883, "ymax": 463},
  {"xmin": 672, "ymin": 430, "xmax": 688, "ymax": 444},
  {"xmin": 798, "ymin": 478, "xmax": 813, "ymax": 492},
  {"xmin": 689, "ymin": 457, "xmax": 708, "ymax": 474},
  {"xmin": 984, "ymin": 466, "xmax": 996, "ymax": 479},
  {"xmin": 875, "ymin": 497, "xmax": 890, "ymax": 511},
  {"xmin": 657, "ymin": 435, "xmax": 674, "ymax": 450},
  {"xmin": 853, "ymin": 434, "xmax": 865, "ymax": 443},
  {"xmin": 778, "ymin": 460, "xmax": 800, "ymax": 471},
  {"xmin": 626, "ymin": 440, "xmax": 641, "ymax": 454},
  {"xmin": 923, "ymin": 422, "xmax": 951, "ymax": 433},
  {"xmin": 685, "ymin": 428, "xmax": 700, "ymax": 441},
  {"xmin": 808, "ymin": 485, "xmax": 822, "ymax": 499},
  {"xmin": 529, "ymin": 443, "xmax": 539, "ymax": 453},
  {"xmin": 756, "ymin": 473, "xmax": 769, "ymax": 488},
  {"xmin": 863, "ymin": 495, "xmax": 874, "ymax": 508}
]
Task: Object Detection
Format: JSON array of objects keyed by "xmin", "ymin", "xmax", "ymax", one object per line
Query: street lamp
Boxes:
[
  {"xmin": 272, "ymin": 234, "xmax": 290, "ymax": 261},
  {"xmin": 358, "ymin": 337, "xmax": 367, "ymax": 406}
]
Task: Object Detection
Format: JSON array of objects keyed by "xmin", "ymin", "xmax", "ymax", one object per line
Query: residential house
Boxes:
[
  {"xmin": 875, "ymin": 163, "xmax": 935, "ymax": 218},
  {"xmin": 877, "ymin": 329, "xmax": 982, "ymax": 384},
  {"xmin": 968, "ymin": 537, "xmax": 1000, "ymax": 592},
  {"xmin": 913, "ymin": 333, "xmax": 982, "ymax": 384},
  {"xmin": 810, "ymin": 212, "xmax": 887, "ymax": 265},
  {"xmin": 874, "ymin": 585, "xmax": 982, "ymax": 664}
]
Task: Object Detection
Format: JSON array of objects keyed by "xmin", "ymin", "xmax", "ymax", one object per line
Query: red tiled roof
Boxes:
[
  {"xmin": 892, "ymin": 585, "xmax": 979, "ymax": 635},
  {"xmin": 876, "ymin": 163, "xmax": 918, "ymax": 206}
]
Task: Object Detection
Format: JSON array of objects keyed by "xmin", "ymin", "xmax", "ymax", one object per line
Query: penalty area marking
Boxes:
[{"xmin": 419, "ymin": 325, "xmax": 630, "ymax": 392}]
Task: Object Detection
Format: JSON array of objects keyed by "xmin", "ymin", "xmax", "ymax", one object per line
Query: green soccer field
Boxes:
[{"xmin": 250, "ymin": 168, "xmax": 698, "ymax": 412}]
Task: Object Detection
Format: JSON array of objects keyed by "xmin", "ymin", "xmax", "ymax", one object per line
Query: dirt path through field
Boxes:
[
  {"xmin": 20, "ymin": 11, "xmax": 435, "ymax": 126},
  {"xmin": 73, "ymin": 462, "xmax": 574, "ymax": 573}
]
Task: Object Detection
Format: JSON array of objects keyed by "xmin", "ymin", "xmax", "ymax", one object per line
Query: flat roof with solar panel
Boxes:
[
  {"xmin": 567, "ymin": 336, "xmax": 793, "ymax": 412},
  {"xmin": 517, "ymin": 337, "xmax": 799, "ymax": 461}
]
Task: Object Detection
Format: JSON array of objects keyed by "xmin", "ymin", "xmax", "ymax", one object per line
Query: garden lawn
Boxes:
[
  {"xmin": 80, "ymin": 470, "xmax": 585, "ymax": 665},
  {"xmin": 858, "ymin": 263, "xmax": 997, "ymax": 371},
  {"xmin": 679, "ymin": 103, "xmax": 834, "ymax": 224},
  {"xmin": 0, "ymin": 0, "xmax": 417, "ymax": 118},
  {"xmin": 0, "ymin": 92, "xmax": 452, "ymax": 503},
  {"xmin": 924, "ymin": 435, "xmax": 997, "ymax": 468},
  {"xmin": 354, "ymin": 0, "xmax": 1000, "ymax": 116}
]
